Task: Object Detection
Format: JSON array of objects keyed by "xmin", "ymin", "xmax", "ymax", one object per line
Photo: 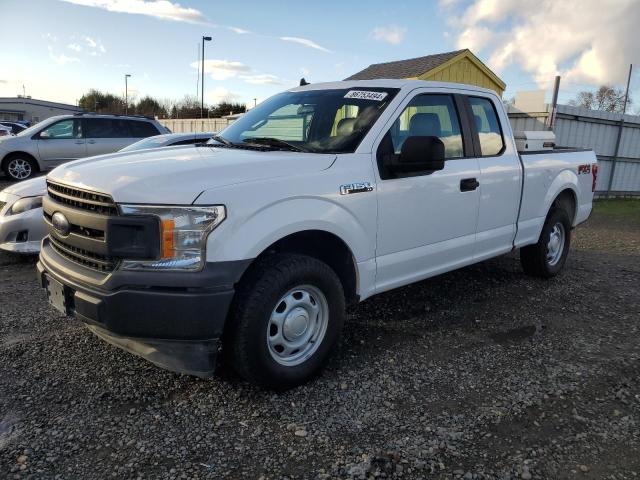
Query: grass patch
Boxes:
[{"xmin": 593, "ymin": 198, "xmax": 640, "ymax": 219}]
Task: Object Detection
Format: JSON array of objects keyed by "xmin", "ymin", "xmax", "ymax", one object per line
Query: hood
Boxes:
[
  {"xmin": 2, "ymin": 176, "xmax": 47, "ymax": 197},
  {"xmin": 47, "ymin": 145, "xmax": 336, "ymax": 204}
]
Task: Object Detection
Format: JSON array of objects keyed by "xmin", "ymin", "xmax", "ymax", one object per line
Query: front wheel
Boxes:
[
  {"xmin": 520, "ymin": 208, "xmax": 572, "ymax": 278},
  {"xmin": 226, "ymin": 254, "xmax": 345, "ymax": 389},
  {"xmin": 3, "ymin": 155, "xmax": 37, "ymax": 181}
]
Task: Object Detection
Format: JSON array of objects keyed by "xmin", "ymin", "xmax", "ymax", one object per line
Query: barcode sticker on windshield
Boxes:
[{"xmin": 344, "ymin": 90, "xmax": 388, "ymax": 101}]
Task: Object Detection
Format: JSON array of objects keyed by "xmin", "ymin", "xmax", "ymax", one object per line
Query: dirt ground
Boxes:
[{"xmin": 0, "ymin": 180, "xmax": 639, "ymax": 479}]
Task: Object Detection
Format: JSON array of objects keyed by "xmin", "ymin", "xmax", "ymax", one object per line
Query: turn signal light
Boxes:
[{"xmin": 161, "ymin": 219, "xmax": 175, "ymax": 258}]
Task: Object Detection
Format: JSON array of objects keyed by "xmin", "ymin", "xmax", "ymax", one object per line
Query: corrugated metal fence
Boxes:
[{"xmin": 507, "ymin": 104, "xmax": 640, "ymax": 196}]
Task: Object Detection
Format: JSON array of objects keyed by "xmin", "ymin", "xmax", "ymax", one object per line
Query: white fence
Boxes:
[
  {"xmin": 159, "ymin": 118, "xmax": 232, "ymax": 133},
  {"xmin": 507, "ymin": 104, "xmax": 640, "ymax": 196}
]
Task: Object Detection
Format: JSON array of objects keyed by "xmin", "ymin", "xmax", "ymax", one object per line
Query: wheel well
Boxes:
[
  {"xmin": 1, "ymin": 152, "xmax": 40, "ymax": 171},
  {"xmin": 552, "ymin": 189, "xmax": 577, "ymax": 224},
  {"xmin": 251, "ymin": 230, "xmax": 359, "ymax": 305}
]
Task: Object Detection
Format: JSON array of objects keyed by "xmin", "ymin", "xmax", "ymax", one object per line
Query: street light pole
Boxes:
[
  {"xmin": 125, "ymin": 74, "xmax": 131, "ymax": 115},
  {"xmin": 201, "ymin": 36, "xmax": 212, "ymax": 119}
]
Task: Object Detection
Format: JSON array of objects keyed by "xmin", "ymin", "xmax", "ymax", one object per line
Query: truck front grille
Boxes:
[
  {"xmin": 47, "ymin": 181, "xmax": 118, "ymax": 216},
  {"xmin": 49, "ymin": 236, "xmax": 118, "ymax": 273},
  {"xmin": 44, "ymin": 181, "xmax": 120, "ymax": 274}
]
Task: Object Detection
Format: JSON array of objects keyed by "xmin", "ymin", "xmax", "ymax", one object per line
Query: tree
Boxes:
[
  {"xmin": 208, "ymin": 102, "xmax": 246, "ymax": 117},
  {"xmin": 136, "ymin": 96, "xmax": 167, "ymax": 118},
  {"xmin": 78, "ymin": 89, "xmax": 125, "ymax": 114},
  {"xmin": 569, "ymin": 85, "xmax": 632, "ymax": 113}
]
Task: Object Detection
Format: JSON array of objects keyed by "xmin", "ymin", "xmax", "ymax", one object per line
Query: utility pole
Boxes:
[
  {"xmin": 253, "ymin": 98, "xmax": 257, "ymax": 108},
  {"xmin": 125, "ymin": 74, "xmax": 131, "ymax": 115},
  {"xmin": 548, "ymin": 75, "xmax": 561, "ymax": 130},
  {"xmin": 606, "ymin": 64, "xmax": 633, "ymax": 198},
  {"xmin": 201, "ymin": 36, "xmax": 212, "ymax": 118}
]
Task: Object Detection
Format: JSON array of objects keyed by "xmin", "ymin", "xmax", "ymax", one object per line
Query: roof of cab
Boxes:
[{"xmin": 288, "ymin": 79, "xmax": 499, "ymax": 97}]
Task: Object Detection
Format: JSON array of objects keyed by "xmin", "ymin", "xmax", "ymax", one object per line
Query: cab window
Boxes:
[
  {"xmin": 468, "ymin": 97, "xmax": 504, "ymax": 156},
  {"xmin": 389, "ymin": 94, "xmax": 464, "ymax": 159}
]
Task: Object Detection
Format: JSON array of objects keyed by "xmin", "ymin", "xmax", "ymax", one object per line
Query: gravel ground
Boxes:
[{"xmin": 1, "ymin": 174, "xmax": 639, "ymax": 479}]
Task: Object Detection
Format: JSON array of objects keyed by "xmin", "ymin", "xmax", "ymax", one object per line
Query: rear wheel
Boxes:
[
  {"xmin": 226, "ymin": 254, "xmax": 345, "ymax": 389},
  {"xmin": 3, "ymin": 154, "xmax": 37, "ymax": 181},
  {"xmin": 521, "ymin": 208, "xmax": 572, "ymax": 278}
]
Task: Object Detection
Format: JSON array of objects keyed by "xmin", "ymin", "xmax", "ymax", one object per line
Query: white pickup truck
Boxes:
[{"xmin": 37, "ymin": 80, "xmax": 597, "ymax": 388}]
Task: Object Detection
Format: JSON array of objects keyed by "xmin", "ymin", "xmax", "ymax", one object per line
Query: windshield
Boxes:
[
  {"xmin": 119, "ymin": 135, "xmax": 169, "ymax": 152},
  {"xmin": 216, "ymin": 87, "xmax": 399, "ymax": 153}
]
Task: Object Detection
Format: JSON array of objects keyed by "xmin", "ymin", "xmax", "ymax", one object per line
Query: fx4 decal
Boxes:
[{"xmin": 578, "ymin": 164, "xmax": 592, "ymax": 174}]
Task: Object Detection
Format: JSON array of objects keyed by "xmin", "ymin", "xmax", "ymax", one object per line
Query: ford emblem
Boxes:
[{"xmin": 51, "ymin": 212, "xmax": 71, "ymax": 237}]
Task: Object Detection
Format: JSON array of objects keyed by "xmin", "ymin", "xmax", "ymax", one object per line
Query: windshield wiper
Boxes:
[
  {"xmin": 242, "ymin": 137, "xmax": 309, "ymax": 153},
  {"xmin": 210, "ymin": 134, "xmax": 233, "ymax": 146}
]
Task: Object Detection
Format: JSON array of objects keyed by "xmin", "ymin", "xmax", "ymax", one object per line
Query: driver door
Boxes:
[
  {"xmin": 36, "ymin": 118, "xmax": 86, "ymax": 168},
  {"xmin": 374, "ymin": 91, "xmax": 481, "ymax": 293}
]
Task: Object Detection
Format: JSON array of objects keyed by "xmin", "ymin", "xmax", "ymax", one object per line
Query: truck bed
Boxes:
[{"xmin": 514, "ymin": 148, "xmax": 597, "ymax": 248}]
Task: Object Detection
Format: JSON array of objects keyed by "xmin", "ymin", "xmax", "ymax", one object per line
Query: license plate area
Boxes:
[{"xmin": 45, "ymin": 275, "xmax": 72, "ymax": 315}]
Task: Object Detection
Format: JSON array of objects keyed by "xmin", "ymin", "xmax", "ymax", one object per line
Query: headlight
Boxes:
[
  {"xmin": 8, "ymin": 196, "xmax": 42, "ymax": 215},
  {"xmin": 119, "ymin": 205, "xmax": 226, "ymax": 272}
]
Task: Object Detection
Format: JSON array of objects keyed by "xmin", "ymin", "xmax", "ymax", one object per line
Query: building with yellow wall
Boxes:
[{"xmin": 346, "ymin": 49, "xmax": 505, "ymax": 96}]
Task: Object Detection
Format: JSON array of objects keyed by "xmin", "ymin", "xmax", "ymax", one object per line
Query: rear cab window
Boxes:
[{"xmin": 468, "ymin": 96, "xmax": 505, "ymax": 156}]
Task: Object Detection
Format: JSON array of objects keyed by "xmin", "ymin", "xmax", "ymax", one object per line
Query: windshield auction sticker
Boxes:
[{"xmin": 344, "ymin": 90, "xmax": 388, "ymax": 101}]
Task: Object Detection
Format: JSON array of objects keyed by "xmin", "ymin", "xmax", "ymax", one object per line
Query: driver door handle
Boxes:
[{"xmin": 460, "ymin": 178, "xmax": 480, "ymax": 192}]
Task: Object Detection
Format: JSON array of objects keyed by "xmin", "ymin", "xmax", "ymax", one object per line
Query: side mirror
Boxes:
[
  {"xmin": 39, "ymin": 131, "xmax": 50, "ymax": 139},
  {"xmin": 395, "ymin": 136, "xmax": 445, "ymax": 173}
]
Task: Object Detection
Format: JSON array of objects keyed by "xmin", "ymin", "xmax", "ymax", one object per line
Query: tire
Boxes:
[
  {"xmin": 521, "ymin": 208, "xmax": 572, "ymax": 278},
  {"xmin": 226, "ymin": 254, "xmax": 345, "ymax": 389},
  {"xmin": 2, "ymin": 154, "xmax": 37, "ymax": 181}
]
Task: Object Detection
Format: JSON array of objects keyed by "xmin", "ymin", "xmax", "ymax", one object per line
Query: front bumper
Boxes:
[{"xmin": 38, "ymin": 238, "xmax": 250, "ymax": 377}]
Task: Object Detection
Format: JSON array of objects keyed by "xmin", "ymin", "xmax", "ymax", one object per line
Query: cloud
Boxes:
[
  {"xmin": 83, "ymin": 35, "xmax": 97, "ymax": 48},
  {"xmin": 446, "ymin": 0, "xmax": 640, "ymax": 88},
  {"xmin": 43, "ymin": 33, "xmax": 58, "ymax": 42},
  {"xmin": 370, "ymin": 25, "xmax": 407, "ymax": 45},
  {"xmin": 228, "ymin": 26, "xmax": 250, "ymax": 34},
  {"xmin": 192, "ymin": 59, "xmax": 283, "ymax": 86},
  {"xmin": 0, "ymin": 80, "xmax": 7, "ymax": 84},
  {"xmin": 239, "ymin": 74, "xmax": 282, "ymax": 86},
  {"xmin": 207, "ymin": 87, "xmax": 240, "ymax": 105},
  {"xmin": 279, "ymin": 36, "xmax": 330, "ymax": 53},
  {"xmin": 67, "ymin": 43, "xmax": 82, "ymax": 52},
  {"xmin": 60, "ymin": 0, "xmax": 207, "ymax": 23},
  {"xmin": 48, "ymin": 46, "xmax": 80, "ymax": 65},
  {"xmin": 192, "ymin": 59, "xmax": 252, "ymax": 80}
]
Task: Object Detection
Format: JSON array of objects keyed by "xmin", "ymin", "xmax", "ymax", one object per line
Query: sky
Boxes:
[{"xmin": 1, "ymin": 0, "xmax": 639, "ymax": 111}]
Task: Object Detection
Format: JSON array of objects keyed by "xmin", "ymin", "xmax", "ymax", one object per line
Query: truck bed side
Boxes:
[{"xmin": 514, "ymin": 149, "xmax": 597, "ymax": 248}]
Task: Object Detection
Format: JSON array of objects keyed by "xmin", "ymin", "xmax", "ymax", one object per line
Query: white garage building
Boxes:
[{"xmin": 0, "ymin": 97, "xmax": 81, "ymax": 124}]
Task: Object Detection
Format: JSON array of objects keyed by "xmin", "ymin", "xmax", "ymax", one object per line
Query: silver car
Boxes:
[
  {"xmin": 0, "ymin": 113, "xmax": 169, "ymax": 181},
  {"xmin": 0, "ymin": 177, "xmax": 47, "ymax": 253},
  {"xmin": 0, "ymin": 132, "xmax": 212, "ymax": 254}
]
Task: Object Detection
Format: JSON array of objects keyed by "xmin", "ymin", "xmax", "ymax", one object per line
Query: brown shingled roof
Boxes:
[{"xmin": 345, "ymin": 49, "xmax": 466, "ymax": 80}]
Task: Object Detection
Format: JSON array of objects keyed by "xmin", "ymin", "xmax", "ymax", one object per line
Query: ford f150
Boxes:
[{"xmin": 37, "ymin": 80, "xmax": 597, "ymax": 388}]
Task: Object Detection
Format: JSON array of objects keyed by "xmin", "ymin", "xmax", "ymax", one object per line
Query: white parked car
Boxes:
[
  {"xmin": 0, "ymin": 177, "xmax": 47, "ymax": 253},
  {"xmin": 119, "ymin": 132, "xmax": 214, "ymax": 152},
  {"xmin": 0, "ymin": 132, "xmax": 212, "ymax": 254},
  {"xmin": 0, "ymin": 125, "xmax": 12, "ymax": 137},
  {"xmin": 37, "ymin": 80, "xmax": 597, "ymax": 388},
  {"xmin": 0, "ymin": 113, "xmax": 169, "ymax": 181}
]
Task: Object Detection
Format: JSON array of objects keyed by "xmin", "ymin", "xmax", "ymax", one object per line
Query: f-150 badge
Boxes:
[{"xmin": 340, "ymin": 182, "xmax": 374, "ymax": 195}]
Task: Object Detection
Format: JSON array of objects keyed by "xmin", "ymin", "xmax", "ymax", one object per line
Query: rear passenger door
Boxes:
[
  {"xmin": 463, "ymin": 95, "xmax": 522, "ymax": 261},
  {"xmin": 373, "ymin": 91, "xmax": 481, "ymax": 293},
  {"xmin": 84, "ymin": 118, "xmax": 135, "ymax": 156}
]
